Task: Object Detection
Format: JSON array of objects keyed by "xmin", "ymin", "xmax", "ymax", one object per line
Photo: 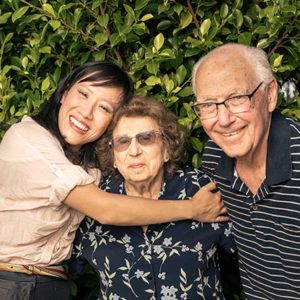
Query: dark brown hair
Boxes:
[{"xmin": 97, "ymin": 96, "xmax": 187, "ymax": 177}]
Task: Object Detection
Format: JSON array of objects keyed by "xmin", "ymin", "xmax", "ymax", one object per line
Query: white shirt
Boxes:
[{"xmin": 0, "ymin": 116, "xmax": 100, "ymax": 265}]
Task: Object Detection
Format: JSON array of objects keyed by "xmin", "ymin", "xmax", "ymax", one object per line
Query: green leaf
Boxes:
[
  {"xmin": 238, "ymin": 32, "xmax": 252, "ymax": 45},
  {"xmin": 110, "ymin": 33, "xmax": 122, "ymax": 47},
  {"xmin": 234, "ymin": 9, "xmax": 243, "ymax": 28},
  {"xmin": 49, "ymin": 20, "xmax": 61, "ymax": 30},
  {"xmin": 220, "ymin": 4, "xmax": 229, "ymax": 19},
  {"xmin": 12, "ymin": 6, "xmax": 29, "ymax": 23},
  {"xmin": 273, "ymin": 55, "xmax": 283, "ymax": 67},
  {"xmin": 180, "ymin": 11, "xmax": 192, "ymax": 29},
  {"xmin": 97, "ymin": 14, "xmax": 109, "ymax": 28},
  {"xmin": 95, "ymin": 33, "xmax": 108, "ymax": 46},
  {"xmin": 135, "ymin": 0, "xmax": 149, "ymax": 10},
  {"xmin": 146, "ymin": 60, "xmax": 159, "ymax": 75},
  {"xmin": 178, "ymin": 86, "xmax": 193, "ymax": 97},
  {"xmin": 192, "ymin": 153, "xmax": 202, "ymax": 169},
  {"xmin": 140, "ymin": 14, "xmax": 153, "ymax": 22},
  {"xmin": 157, "ymin": 20, "xmax": 172, "ymax": 30},
  {"xmin": 21, "ymin": 56, "xmax": 28, "ymax": 69},
  {"xmin": 200, "ymin": 18, "xmax": 211, "ymax": 36},
  {"xmin": 190, "ymin": 137, "xmax": 203, "ymax": 152},
  {"xmin": 154, "ymin": 33, "xmax": 164, "ymax": 51},
  {"xmin": 39, "ymin": 46, "xmax": 51, "ymax": 54},
  {"xmin": 257, "ymin": 38, "xmax": 271, "ymax": 49},
  {"xmin": 0, "ymin": 12, "xmax": 12, "ymax": 24},
  {"xmin": 42, "ymin": 4, "xmax": 56, "ymax": 18},
  {"xmin": 175, "ymin": 65, "xmax": 187, "ymax": 85},
  {"xmin": 123, "ymin": 4, "xmax": 135, "ymax": 19},
  {"xmin": 145, "ymin": 76, "xmax": 161, "ymax": 86},
  {"xmin": 41, "ymin": 77, "xmax": 50, "ymax": 92},
  {"xmin": 3, "ymin": 32, "xmax": 14, "ymax": 44}
]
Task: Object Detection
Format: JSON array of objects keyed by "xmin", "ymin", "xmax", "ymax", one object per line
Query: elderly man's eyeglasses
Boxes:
[
  {"xmin": 109, "ymin": 130, "xmax": 163, "ymax": 152},
  {"xmin": 193, "ymin": 81, "xmax": 264, "ymax": 120}
]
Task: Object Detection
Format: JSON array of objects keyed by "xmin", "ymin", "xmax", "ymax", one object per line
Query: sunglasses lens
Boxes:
[
  {"xmin": 111, "ymin": 131, "xmax": 162, "ymax": 152},
  {"xmin": 114, "ymin": 136, "xmax": 131, "ymax": 151},
  {"xmin": 137, "ymin": 132, "xmax": 156, "ymax": 145}
]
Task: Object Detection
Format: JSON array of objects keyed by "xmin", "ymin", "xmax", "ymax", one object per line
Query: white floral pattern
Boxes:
[{"xmin": 70, "ymin": 166, "xmax": 236, "ymax": 300}]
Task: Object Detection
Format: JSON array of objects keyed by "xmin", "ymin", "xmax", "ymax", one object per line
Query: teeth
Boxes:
[
  {"xmin": 70, "ymin": 116, "xmax": 88, "ymax": 131},
  {"xmin": 223, "ymin": 130, "xmax": 240, "ymax": 137}
]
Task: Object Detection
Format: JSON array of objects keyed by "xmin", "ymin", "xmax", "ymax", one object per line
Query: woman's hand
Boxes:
[{"xmin": 191, "ymin": 181, "xmax": 229, "ymax": 222}]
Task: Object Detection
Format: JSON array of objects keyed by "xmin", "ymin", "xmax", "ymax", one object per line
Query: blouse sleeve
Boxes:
[{"xmin": 0, "ymin": 116, "xmax": 99, "ymax": 208}]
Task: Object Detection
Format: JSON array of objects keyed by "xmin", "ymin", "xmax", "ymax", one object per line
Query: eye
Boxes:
[
  {"xmin": 116, "ymin": 136, "xmax": 130, "ymax": 145},
  {"xmin": 227, "ymin": 96, "xmax": 248, "ymax": 106},
  {"xmin": 138, "ymin": 132, "xmax": 156, "ymax": 144},
  {"xmin": 79, "ymin": 90, "xmax": 88, "ymax": 98},
  {"xmin": 200, "ymin": 102, "xmax": 215, "ymax": 110},
  {"xmin": 99, "ymin": 105, "xmax": 113, "ymax": 113}
]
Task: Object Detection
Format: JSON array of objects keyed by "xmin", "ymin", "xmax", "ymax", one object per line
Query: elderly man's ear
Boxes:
[{"xmin": 267, "ymin": 78, "xmax": 278, "ymax": 113}]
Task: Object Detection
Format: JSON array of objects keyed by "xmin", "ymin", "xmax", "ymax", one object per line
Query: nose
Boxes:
[
  {"xmin": 80, "ymin": 102, "xmax": 94, "ymax": 120},
  {"xmin": 216, "ymin": 104, "xmax": 235, "ymax": 127},
  {"xmin": 128, "ymin": 138, "xmax": 142, "ymax": 156}
]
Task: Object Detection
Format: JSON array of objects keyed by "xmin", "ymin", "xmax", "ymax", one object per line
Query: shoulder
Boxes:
[{"xmin": 0, "ymin": 116, "xmax": 61, "ymax": 160}]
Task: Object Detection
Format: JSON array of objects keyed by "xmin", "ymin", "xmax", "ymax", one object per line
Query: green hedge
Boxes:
[
  {"xmin": 0, "ymin": 0, "xmax": 299, "ymax": 299},
  {"xmin": 1, "ymin": 0, "xmax": 299, "ymax": 167}
]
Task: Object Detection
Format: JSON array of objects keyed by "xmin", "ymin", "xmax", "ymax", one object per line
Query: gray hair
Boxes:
[{"xmin": 192, "ymin": 43, "xmax": 274, "ymax": 95}]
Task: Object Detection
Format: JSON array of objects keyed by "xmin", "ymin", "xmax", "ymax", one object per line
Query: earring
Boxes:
[
  {"xmin": 113, "ymin": 162, "xmax": 117, "ymax": 168},
  {"xmin": 164, "ymin": 155, "xmax": 169, "ymax": 162}
]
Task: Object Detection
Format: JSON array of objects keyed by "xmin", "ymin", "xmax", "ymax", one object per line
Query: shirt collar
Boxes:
[{"xmin": 214, "ymin": 110, "xmax": 292, "ymax": 185}]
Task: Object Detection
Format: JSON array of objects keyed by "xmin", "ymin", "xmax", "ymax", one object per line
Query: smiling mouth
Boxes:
[
  {"xmin": 70, "ymin": 116, "xmax": 89, "ymax": 132},
  {"xmin": 222, "ymin": 129, "xmax": 242, "ymax": 137}
]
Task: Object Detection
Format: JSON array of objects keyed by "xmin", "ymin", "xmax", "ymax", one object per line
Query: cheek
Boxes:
[{"xmin": 94, "ymin": 114, "xmax": 113, "ymax": 132}]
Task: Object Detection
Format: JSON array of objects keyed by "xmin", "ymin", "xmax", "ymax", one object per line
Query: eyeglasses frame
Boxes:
[
  {"xmin": 109, "ymin": 130, "xmax": 164, "ymax": 152},
  {"xmin": 192, "ymin": 81, "xmax": 264, "ymax": 120}
]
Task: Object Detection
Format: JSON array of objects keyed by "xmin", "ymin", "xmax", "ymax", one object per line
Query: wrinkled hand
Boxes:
[{"xmin": 191, "ymin": 181, "xmax": 229, "ymax": 222}]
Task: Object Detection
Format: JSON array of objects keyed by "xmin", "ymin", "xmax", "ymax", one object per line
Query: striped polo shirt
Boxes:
[{"xmin": 202, "ymin": 110, "xmax": 300, "ymax": 299}]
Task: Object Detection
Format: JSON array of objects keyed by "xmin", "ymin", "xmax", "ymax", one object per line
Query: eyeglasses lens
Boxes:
[{"xmin": 112, "ymin": 131, "xmax": 160, "ymax": 152}]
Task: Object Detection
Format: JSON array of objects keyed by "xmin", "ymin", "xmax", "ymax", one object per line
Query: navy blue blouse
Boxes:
[{"xmin": 71, "ymin": 166, "xmax": 236, "ymax": 300}]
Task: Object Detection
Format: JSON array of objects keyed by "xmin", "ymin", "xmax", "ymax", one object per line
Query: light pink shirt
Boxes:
[{"xmin": 0, "ymin": 116, "xmax": 100, "ymax": 265}]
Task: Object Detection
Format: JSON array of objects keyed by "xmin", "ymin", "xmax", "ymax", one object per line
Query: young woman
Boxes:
[{"xmin": 0, "ymin": 61, "xmax": 227, "ymax": 300}]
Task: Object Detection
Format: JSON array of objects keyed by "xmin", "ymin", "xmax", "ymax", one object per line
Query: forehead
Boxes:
[
  {"xmin": 113, "ymin": 116, "xmax": 159, "ymax": 136},
  {"xmin": 195, "ymin": 51, "xmax": 256, "ymax": 98}
]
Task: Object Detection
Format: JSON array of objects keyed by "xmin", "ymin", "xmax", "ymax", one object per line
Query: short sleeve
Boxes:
[{"xmin": 0, "ymin": 116, "xmax": 100, "ymax": 208}]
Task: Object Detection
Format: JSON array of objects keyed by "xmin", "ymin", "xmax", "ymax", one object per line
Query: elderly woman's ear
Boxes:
[{"xmin": 164, "ymin": 149, "xmax": 169, "ymax": 162}]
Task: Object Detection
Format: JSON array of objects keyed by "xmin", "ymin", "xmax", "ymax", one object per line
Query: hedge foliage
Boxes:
[
  {"xmin": 0, "ymin": 0, "xmax": 299, "ymax": 298},
  {"xmin": 1, "ymin": 0, "xmax": 299, "ymax": 168}
]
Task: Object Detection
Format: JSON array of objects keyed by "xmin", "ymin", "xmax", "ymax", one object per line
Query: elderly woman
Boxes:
[{"xmin": 71, "ymin": 96, "xmax": 235, "ymax": 300}]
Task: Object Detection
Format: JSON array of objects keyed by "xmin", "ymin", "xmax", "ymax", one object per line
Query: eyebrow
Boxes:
[{"xmin": 198, "ymin": 89, "xmax": 249, "ymax": 102}]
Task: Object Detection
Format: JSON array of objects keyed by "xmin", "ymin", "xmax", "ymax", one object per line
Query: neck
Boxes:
[{"xmin": 235, "ymin": 137, "xmax": 268, "ymax": 195}]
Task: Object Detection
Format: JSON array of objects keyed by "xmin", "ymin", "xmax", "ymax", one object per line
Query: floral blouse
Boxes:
[{"xmin": 70, "ymin": 166, "xmax": 236, "ymax": 300}]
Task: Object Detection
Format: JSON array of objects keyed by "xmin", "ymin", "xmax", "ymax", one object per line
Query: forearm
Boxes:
[{"xmin": 64, "ymin": 184, "xmax": 194, "ymax": 225}]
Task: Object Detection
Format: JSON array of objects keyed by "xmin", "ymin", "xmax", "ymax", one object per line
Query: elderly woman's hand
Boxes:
[{"xmin": 191, "ymin": 182, "xmax": 229, "ymax": 222}]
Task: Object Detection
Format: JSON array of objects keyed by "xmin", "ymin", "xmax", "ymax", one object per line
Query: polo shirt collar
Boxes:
[{"xmin": 214, "ymin": 110, "xmax": 292, "ymax": 185}]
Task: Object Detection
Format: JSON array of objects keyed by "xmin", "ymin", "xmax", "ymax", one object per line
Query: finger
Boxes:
[
  {"xmin": 203, "ymin": 181, "xmax": 217, "ymax": 191},
  {"xmin": 215, "ymin": 215, "xmax": 230, "ymax": 222},
  {"xmin": 220, "ymin": 206, "xmax": 228, "ymax": 214}
]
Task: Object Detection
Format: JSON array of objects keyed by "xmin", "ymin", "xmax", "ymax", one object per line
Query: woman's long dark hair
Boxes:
[{"xmin": 33, "ymin": 61, "xmax": 134, "ymax": 170}]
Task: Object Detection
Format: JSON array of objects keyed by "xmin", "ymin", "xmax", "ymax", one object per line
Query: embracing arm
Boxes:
[{"xmin": 64, "ymin": 181, "xmax": 228, "ymax": 225}]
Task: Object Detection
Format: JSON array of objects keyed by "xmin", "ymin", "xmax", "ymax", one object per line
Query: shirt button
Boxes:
[{"xmin": 251, "ymin": 204, "xmax": 258, "ymax": 211}]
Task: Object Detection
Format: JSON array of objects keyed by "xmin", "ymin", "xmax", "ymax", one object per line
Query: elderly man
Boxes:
[{"xmin": 192, "ymin": 43, "xmax": 300, "ymax": 299}]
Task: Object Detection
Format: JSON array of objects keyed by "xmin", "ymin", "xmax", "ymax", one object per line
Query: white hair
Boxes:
[{"xmin": 191, "ymin": 43, "xmax": 274, "ymax": 95}]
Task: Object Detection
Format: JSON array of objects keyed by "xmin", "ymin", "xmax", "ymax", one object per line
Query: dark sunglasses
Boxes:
[{"xmin": 109, "ymin": 130, "xmax": 164, "ymax": 152}]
